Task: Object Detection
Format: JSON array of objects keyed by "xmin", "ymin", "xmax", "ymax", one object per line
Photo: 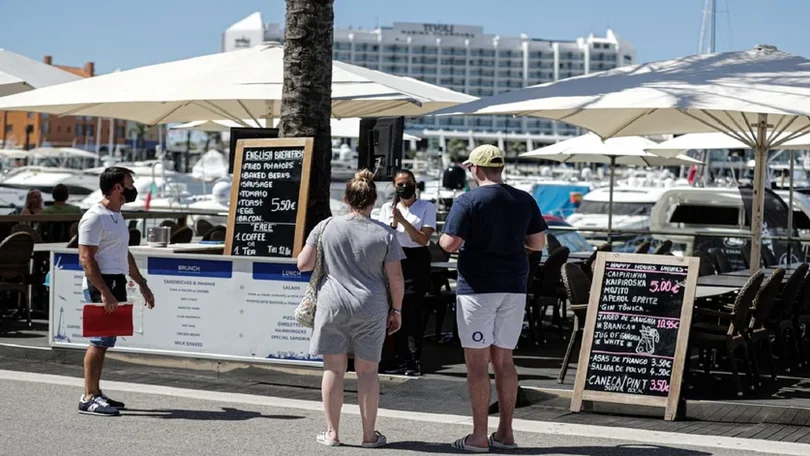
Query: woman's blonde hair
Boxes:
[{"xmin": 345, "ymin": 169, "xmax": 377, "ymax": 210}]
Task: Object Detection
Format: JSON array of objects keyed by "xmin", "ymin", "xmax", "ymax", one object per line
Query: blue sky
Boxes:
[{"xmin": 1, "ymin": 0, "xmax": 808, "ymax": 74}]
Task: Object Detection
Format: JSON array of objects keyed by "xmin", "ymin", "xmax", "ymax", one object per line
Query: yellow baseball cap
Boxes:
[{"xmin": 463, "ymin": 144, "xmax": 505, "ymax": 168}]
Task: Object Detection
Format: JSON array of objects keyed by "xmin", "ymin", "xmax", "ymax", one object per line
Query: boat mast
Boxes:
[{"xmin": 697, "ymin": 0, "xmax": 716, "ymax": 185}]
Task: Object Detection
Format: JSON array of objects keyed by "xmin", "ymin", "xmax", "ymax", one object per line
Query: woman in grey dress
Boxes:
[{"xmin": 297, "ymin": 169, "xmax": 405, "ymax": 448}]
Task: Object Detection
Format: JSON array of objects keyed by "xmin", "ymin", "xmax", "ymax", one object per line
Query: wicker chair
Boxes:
[
  {"xmin": 531, "ymin": 247, "xmax": 570, "ymax": 341},
  {"xmin": 558, "ymin": 263, "xmax": 591, "ymax": 384},
  {"xmin": 523, "ymin": 251, "xmax": 546, "ymax": 345},
  {"xmin": 160, "ymin": 220, "xmax": 179, "ymax": 232},
  {"xmin": 129, "ymin": 229, "xmax": 142, "ymax": 247},
  {"xmin": 653, "ymin": 240, "xmax": 673, "ymax": 255},
  {"xmin": 583, "ymin": 242, "xmax": 611, "ymax": 280},
  {"xmin": 710, "ymin": 248, "xmax": 733, "ymax": 274},
  {"xmin": 66, "ymin": 235, "xmax": 79, "ymax": 249},
  {"xmin": 194, "ymin": 219, "xmax": 214, "ymax": 237},
  {"xmin": 746, "ymin": 268, "xmax": 787, "ymax": 385},
  {"xmin": 690, "ymin": 271, "xmax": 764, "ymax": 396},
  {"xmin": 546, "ymin": 233, "xmax": 562, "ymax": 253},
  {"xmin": 795, "ymin": 274, "xmax": 810, "ymax": 366},
  {"xmin": 768, "ymin": 264, "xmax": 808, "ymax": 372},
  {"xmin": 202, "ymin": 225, "xmax": 226, "ymax": 241},
  {"xmin": 170, "ymin": 226, "xmax": 194, "ymax": 244},
  {"xmin": 10, "ymin": 223, "xmax": 42, "ymax": 243},
  {"xmin": 0, "ymin": 232, "xmax": 35, "ymax": 327},
  {"xmin": 634, "ymin": 240, "xmax": 651, "ymax": 254},
  {"xmin": 695, "ymin": 250, "xmax": 717, "ymax": 276},
  {"xmin": 762, "ymin": 246, "xmax": 779, "ymax": 267},
  {"xmin": 425, "ymin": 242, "xmax": 456, "ymax": 342}
]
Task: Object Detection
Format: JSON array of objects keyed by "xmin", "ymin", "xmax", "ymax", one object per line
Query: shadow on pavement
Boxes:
[
  {"xmin": 382, "ymin": 442, "xmax": 713, "ymax": 455},
  {"xmin": 123, "ymin": 406, "xmax": 304, "ymax": 421}
]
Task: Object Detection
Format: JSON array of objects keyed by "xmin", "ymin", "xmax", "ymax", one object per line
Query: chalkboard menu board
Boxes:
[
  {"xmin": 571, "ymin": 252, "xmax": 699, "ymax": 421},
  {"xmin": 225, "ymin": 138, "xmax": 313, "ymax": 258}
]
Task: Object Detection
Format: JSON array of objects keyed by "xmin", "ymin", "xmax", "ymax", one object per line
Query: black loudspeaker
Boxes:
[
  {"xmin": 228, "ymin": 127, "xmax": 279, "ymax": 174},
  {"xmin": 357, "ymin": 117, "xmax": 404, "ymax": 180}
]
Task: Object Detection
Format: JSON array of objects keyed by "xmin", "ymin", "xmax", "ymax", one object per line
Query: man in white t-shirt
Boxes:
[{"xmin": 77, "ymin": 167, "xmax": 155, "ymax": 416}]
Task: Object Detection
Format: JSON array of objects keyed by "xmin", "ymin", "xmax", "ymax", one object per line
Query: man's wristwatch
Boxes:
[{"xmin": 390, "ymin": 308, "xmax": 402, "ymax": 315}]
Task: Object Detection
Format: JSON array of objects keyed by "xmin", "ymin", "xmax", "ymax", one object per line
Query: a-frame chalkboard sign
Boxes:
[
  {"xmin": 570, "ymin": 252, "xmax": 699, "ymax": 421},
  {"xmin": 225, "ymin": 138, "xmax": 313, "ymax": 258}
]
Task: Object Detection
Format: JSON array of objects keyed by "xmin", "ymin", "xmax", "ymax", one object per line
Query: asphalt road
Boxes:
[{"xmin": 0, "ymin": 371, "xmax": 802, "ymax": 456}]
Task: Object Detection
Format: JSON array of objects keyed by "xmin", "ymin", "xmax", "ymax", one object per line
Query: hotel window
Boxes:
[
  {"xmin": 4, "ymin": 125, "xmax": 11, "ymax": 133},
  {"xmin": 27, "ymin": 112, "xmax": 35, "ymax": 119},
  {"xmin": 42, "ymin": 122, "xmax": 49, "ymax": 134},
  {"xmin": 335, "ymin": 42, "xmax": 351, "ymax": 50}
]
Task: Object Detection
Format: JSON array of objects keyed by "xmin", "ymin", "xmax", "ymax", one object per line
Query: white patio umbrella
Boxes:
[
  {"xmin": 0, "ymin": 48, "xmax": 81, "ymax": 96},
  {"xmin": 521, "ymin": 132, "xmax": 701, "ymax": 236},
  {"xmin": 172, "ymin": 118, "xmax": 422, "ymax": 141},
  {"xmin": 0, "ymin": 43, "xmax": 475, "ymax": 125},
  {"xmin": 645, "ymin": 131, "xmax": 810, "ymax": 157},
  {"xmin": 431, "ymin": 44, "xmax": 810, "ymax": 271}
]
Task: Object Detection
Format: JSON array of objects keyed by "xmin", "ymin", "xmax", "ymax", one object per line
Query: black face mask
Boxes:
[
  {"xmin": 122, "ymin": 186, "xmax": 138, "ymax": 203},
  {"xmin": 396, "ymin": 184, "xmax": 416, "ymax": 200}
]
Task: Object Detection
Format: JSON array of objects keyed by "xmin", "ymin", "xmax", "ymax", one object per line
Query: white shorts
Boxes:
[{"xmin": 456, "ymin": 293, "xmax": 526, "ymax": 350}]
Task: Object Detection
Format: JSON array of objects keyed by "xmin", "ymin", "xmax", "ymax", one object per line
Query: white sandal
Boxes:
[
  {"xmin": 361, "ymin": 431, "xmax": 387, "ymax": 448},
  {"xmin": 316, "ymin": 430, "xmax": 340, "ymax": 446},
  {"xmin": 488, "ymin": 432, "xmax": 518, "ymax": 450},
  {"xmin": 451, "ymin": 435, "xmax": 489, "ymax": 453}
]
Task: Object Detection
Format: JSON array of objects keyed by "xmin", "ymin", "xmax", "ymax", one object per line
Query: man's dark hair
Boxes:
[
  {"xmin": 52, "ymin": 184, "xmax": 70, "ymax": 203},
  {"xmin": 99, "ymin": 167, "xmax": 134, "ymax": 196}
]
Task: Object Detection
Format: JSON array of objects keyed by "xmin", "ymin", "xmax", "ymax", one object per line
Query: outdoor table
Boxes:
[
  {"xmin": 33, "ymin": 237, "xmax": 207, "ymax": 252},
  {"xmin": 695, "ymin": 286, "xmax": 738, "ymax": 299},
  {"xmin": 129, "ymin": 243, "xmax": 224, "ymax": 255},
  {"xmin": 723, "ymin": 265, "xmax": 805, "ymax": 277},
  {"xmin": 697, "ymin": 274, "xmax": 757, "ymax": 288}
]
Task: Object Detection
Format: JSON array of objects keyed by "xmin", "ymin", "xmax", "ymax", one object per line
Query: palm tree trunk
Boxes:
[{"xmin": 279, "ymin": 0, "xmax": 334, "ymax": 234}]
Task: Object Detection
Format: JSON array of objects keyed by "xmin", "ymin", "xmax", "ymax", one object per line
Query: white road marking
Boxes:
[{"xmin": 0, "ymin": 369, "xmax": 807, "ymax": 455}]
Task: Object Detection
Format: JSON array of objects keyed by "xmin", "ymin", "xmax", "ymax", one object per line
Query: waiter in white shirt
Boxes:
[{"xmin": 376, "ymin": 169, "xmax": 437, "ymax": 376}]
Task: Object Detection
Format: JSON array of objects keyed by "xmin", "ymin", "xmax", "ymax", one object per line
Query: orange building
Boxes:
[{"xmin": 0, "ymin": 56, "xmax": 128, "ymax": 150}]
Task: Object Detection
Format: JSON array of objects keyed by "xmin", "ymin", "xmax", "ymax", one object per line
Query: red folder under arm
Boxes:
[{"xmin": 82, "ymin": 304, "xmax": 133, "ymax": 337}]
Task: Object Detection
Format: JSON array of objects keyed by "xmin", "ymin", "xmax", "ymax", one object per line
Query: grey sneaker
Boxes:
[
  {"xmin": 99, "ymin": 391, "xmax": 125, "ymax": 409},
  {"xmin": 78, "ymin": 395, "xmax": 120, "ymax": 417}
]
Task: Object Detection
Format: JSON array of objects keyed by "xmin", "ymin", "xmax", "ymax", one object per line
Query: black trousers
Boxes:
[{"xmin": 390, "ymin": 246, "xmax": 431, "ymax": 364}]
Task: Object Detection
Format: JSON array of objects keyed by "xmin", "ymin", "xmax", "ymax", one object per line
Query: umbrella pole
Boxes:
[
  {"xmin": 749, "ymin": 113, "xmax": 768, "ymax": 275},
  {"xmin": 608, "ymin": 156, "xmax": 615, "ymax": 244},
  {"xmin": 788, "ymin": 149, "xmax": 795, "ymax": 263}
]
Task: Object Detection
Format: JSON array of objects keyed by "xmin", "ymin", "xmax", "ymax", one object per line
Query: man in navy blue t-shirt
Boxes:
[{"xmin": 440, "ymin": 145, "xmax": 547, "ymax": 452}]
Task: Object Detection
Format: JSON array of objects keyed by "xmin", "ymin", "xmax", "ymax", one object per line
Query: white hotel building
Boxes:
[{"xmin": 222, "ymin": 12, "xmax": 636, "ymax": 152}]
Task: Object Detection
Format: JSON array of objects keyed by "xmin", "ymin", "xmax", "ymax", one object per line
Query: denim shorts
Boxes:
[{"xmin": 83, "ymin": 274, "xmax": 127, "ymax": 349}]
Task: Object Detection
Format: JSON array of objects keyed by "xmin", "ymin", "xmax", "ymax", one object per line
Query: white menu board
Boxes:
[{"xmin": 49, "ymin": 250, "xmax": 319, "ymax": 366}]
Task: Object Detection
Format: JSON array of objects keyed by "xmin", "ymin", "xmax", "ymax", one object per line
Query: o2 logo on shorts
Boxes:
[{"xmin": 472, "ymin": 331, "xmax": 485, "ymax": 344}]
